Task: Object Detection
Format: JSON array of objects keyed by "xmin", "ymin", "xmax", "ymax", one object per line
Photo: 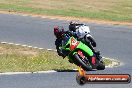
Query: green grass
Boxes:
[
  {"xmin": 0, "ymin": 0, "xmax": 132, "ymax": 22},
  {"xmin": 0, "ymin": 43, "xmax": 78, "ymax": 72},
  {"xmin": 0, "ymin": 43, "xmax": 112, "ymax": 72},
  {"xmin": 103, "ymin": 58, "xmax": 112, "ymax": 66}
]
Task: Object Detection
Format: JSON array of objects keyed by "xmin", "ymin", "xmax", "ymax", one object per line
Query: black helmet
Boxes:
[
  {"xmin": 54, "ymin": 26, "xmax": 64, "ymax": 38},
  {"xmin": 69, "ymin": 21, "xmax": 78, "ymax": 32}
]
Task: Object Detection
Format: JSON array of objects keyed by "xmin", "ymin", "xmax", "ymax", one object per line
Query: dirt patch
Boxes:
[{"xmin": 0, "ymin": 10, "xmax": 132, "ymax": 26}]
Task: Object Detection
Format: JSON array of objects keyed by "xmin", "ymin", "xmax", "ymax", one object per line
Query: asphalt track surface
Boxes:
[{"xmin": 0, "ymin": 14, "xmax": 132, "ymax": 88}]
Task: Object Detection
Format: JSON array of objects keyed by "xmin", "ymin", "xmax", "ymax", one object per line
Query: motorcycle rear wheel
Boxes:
[{"xmin": 96, "ymin": 61, "xmax": 105, "ymax": 70}]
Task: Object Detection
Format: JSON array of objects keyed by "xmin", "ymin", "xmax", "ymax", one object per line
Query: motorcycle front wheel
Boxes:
[{"xmin": 73, "ymin": 53, "xmax": 92, "ymax": 71}]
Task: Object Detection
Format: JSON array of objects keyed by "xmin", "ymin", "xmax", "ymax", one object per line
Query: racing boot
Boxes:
[
  {"xmin": 94, "ymin": 51, "xmax": 103, "ymax": 61},
  {"xmin": 90, "ymin": 55, "xmax": 97, "ymax": 69}
]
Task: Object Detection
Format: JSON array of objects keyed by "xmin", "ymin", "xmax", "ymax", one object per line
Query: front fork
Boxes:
[{"xmin": 77, "ymin": 50, "xmax": 95, "ymax": 65}]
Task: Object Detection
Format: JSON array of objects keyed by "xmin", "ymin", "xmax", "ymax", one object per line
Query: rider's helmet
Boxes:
[
  {"xmin": 54, "ymin": 26, "xmax": 64, "ymax": 39},
  {"xmin": 69, "ymin": 21, "xmax": 78, "ymax": 32}
]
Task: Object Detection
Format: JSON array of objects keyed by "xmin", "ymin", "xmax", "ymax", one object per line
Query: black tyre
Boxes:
[
  {"xmin": 74, "ymin": 54, "xmax": 92, "ymax": 71},
  {"xmin": 96, "ymin": 61, "xmax": 105, "ymax": 70}
]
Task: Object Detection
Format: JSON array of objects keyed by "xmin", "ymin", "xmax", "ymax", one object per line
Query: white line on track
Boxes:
[
  {"xmin": 15, "ymin": 44, "xmax": 21, "ymax": 46},
  {"xmin": 38, "ymin": 48, "xmax": 44, "ymax": 50},
  {"xmin": 0, "ymin": 70, "xmax": 57, "ymax": 76},
  {"xmin": 1, "ymin": 42, "xmax": 7, "ymax": 44},
  {"xmin": 27, "ymin": 46, "xmax": 33, "ymax": 48},
  {"xmin": 34, "ymin": 47, "xmax": 38, "ymax": 49},
  {"xmin": 8, "ymin": 43, "xmax": 14, "ymax": 45},
  {"xmin": 21, "ymin": 45, "xmax": 27, "ymax": 47}
]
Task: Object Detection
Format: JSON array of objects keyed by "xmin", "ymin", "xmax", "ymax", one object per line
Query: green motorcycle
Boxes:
[{"xmin": 61, "ymin": 33, "xmax": 105, "ymax": 71}]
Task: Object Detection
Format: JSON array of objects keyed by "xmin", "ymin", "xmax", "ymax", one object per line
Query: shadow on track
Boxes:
[{"xmin": 54, "ymin": 69, "xmax": 97, "ymax": 72}]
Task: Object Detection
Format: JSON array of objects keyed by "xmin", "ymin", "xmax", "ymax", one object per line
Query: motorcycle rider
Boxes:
[
  {"xmin": 68, "ymin": 21, "xmax": 98, "ymax": 55},
  {"xmin": 54, "ymin": 26, "xmax": 69, "ymax": 58},
  {"xmin": 54, "ymin": 25, "xmax": 97, "ymax": 67}
]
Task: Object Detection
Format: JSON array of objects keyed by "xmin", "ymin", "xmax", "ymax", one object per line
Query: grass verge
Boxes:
[
  {"xmin": 0, "ymin": 0, "xmax": 132, "ymax": 22},
  {"xmin": 0, "ymin": 43, "xmax": 113, "ymax": 72}
]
